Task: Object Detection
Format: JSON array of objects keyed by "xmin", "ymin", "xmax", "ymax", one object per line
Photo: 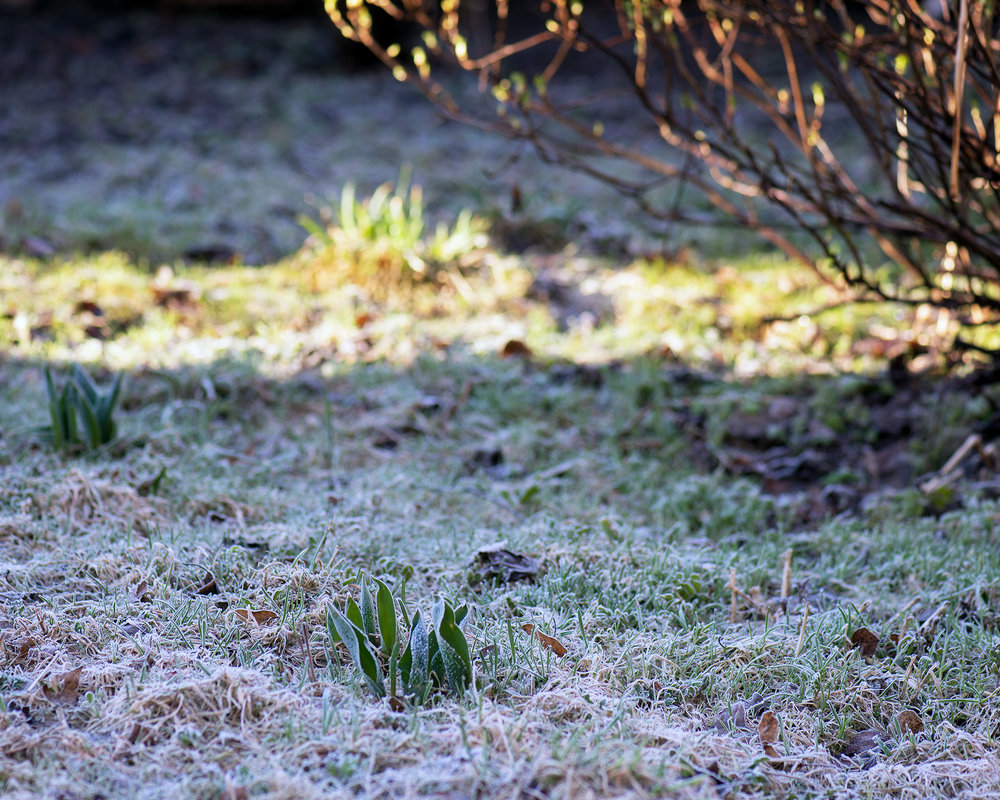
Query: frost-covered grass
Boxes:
[{"xmin": 1, "ymin": 248, "xmax": 999, "ymax": 799}]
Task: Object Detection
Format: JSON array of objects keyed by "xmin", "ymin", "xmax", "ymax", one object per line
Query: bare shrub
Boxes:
[{"xmin": 327, "ymin": 0, "xmax": 1000, "ymax": 353}]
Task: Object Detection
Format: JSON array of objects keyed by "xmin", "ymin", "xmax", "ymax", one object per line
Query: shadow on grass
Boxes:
[{"xmin": 5, "ymin": 339, "xmax": 998, "ymax": 545}]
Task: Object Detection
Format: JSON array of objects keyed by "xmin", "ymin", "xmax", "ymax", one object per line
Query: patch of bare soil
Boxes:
[{"xmin": 681, "ymin": 370, "xmax": 1000, "ymax": 525}]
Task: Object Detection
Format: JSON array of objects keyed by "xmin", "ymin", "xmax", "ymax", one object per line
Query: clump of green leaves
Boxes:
[
  {"xmin": 327, "ymin": 573, "xmax": 473, "ymax": 703},
  {"xmin": 299, "ymin": 168, "xmax": 488, "ymax": 295},
  {"xmin": 43, "ymin": 365, "xmax": 123, "ymax": 454}
]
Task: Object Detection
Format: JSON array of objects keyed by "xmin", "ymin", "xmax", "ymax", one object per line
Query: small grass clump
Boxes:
[{"xmin": 298, "ymin": 168, "xmax": 489, "ymax": 298}]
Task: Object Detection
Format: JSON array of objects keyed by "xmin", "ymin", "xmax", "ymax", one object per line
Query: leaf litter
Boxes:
[{"xmin": 468, "ymin": 542, "xmax": 541, "ymax": 586}]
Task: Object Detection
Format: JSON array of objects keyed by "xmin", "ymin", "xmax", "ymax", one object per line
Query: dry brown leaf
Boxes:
[
  {"xmin": 470, "ymin": 543, "xmax": 540, "ymax": 585},
  {"xmin": 850, "ymin": 627, "xmax": 879, "ymax": 658},
  {"xmin": 220, "ymin": 782, "xmax": 249, "ymax": 800},
  {"xmin": 758, "ymin": 710, "xmax": 779, "ymax": 744},
  {"xmin": 135, "ymin": 580, "xmax": 153, "ymax": 604},
  {"xmin": 500, "ymin": 339, "xmax": 533, "ymax": 359},
  {"xmin": 522, "ymin": 624, "xmax": 567, "ymax": 657},
  {"xmin": 234, "ymin": 608, "xmax": 278, "ymax": 625},
  {"xmin": 13, "ymin": 637, "xmax": 38, "ymax": 666},
  {"xmin": 479, "ymin": 644, "xmax": 498, "ymax": 660},
  {"xmin": 896, "ymin": 709, "xmax": 925, "ymax": 734},
  {"xmin": 151, "ymin": 285, "xmax": 199, "ymax": 308},
  {"xmin": 842, "ymin": 728, "xmax": 885, "ymax": 757},
  {"xmin": 388, "ymin": 696, "xmax": 405, "ymax": 713},
  {"xmin": 44, "ymin": 666, "xmax": 83, "ymax": 704},
  {"xmin": 196, "ymin": 571, "xmax": 220, "ymax": 595}
]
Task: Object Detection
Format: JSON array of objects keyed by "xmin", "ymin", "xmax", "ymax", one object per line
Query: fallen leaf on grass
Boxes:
[
  {"xmin": 896, "ymin": 709, "xmax": 925, "ymax": 734},
  {"xmin": 195, "ymin": 571, "xmax": 219, "ymax": 595},
  {"xmin": 464, "ymin": 447, "xmax": 504, "ymax": 474},
  {"xmin": 12, "ymin": 637, "xmax": 38, "ymax": 666},
  {"xmin": 124, "ymin": 721, "xmax": 154, "ymax": 746},
  {"xmin": 714, "ymin": 692, "xmax": 767, "ymax": 732},
  {"xmin": 43, "ymin": 666, "xmax": 83, "ymax": 704},
  {"xmin": 151, "ymin": 285, "xmax": 201, "ymax": 312},
  {"xmin": 234, "ymin": 609, "xmax": 278, "ymax": 625},
  {"xmin": 758, "ymin": 710, "xmax": 780, "ymax": 757},
  {"xmin": 500, "ymin": 339, "xmax": 533, "ymax": 359},
  {"xmin": 479, "ymin": 644, "xmax": 498, "ymax": 660},
  {"xmin": 469, "ymin": 542, "xmax": 540, "ymax": 586},
  {"xmin": 151, "ymin": 267, "xmax": 202, "ymax": 314},
  {"xmin": 522, "ymin": 624, "xmax": 567, "ymax": 656},
  {"xmin": 842, "ymin": 728, "xmax": 886, "ymax": 757},
  {"xmin": 135, "ymin": 580, "xmax": 153, "ymax": 603},
  {"xmin": 135, "ymin": 466, "xmax": 168, "ymax": 497},
  {"xmin": 850, "ymin": 627, "xmax": 879, "ymax": 658},
  {"xmin": 220, "ymin": 782, "xmax": 249, "ymax": 800}
]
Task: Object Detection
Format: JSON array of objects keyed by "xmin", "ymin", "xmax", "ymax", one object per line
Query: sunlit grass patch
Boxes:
[{"xmin": 297, "ymin": 169, "xmax": 490, "ymax": 300}]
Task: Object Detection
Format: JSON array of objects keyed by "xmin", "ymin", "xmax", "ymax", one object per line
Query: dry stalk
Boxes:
[
  {"xmin": 794, "ymin": 603, "xmax": 810, "ymax": 658},
  {"xmin": 780, "ymin": 549, "xmax": 793, "ymax": 600}
]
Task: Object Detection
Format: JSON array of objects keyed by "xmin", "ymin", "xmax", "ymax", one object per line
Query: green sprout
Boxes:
[
  {"xmin": 299, "ymin": 168, "xmax": 489, "ymax": 295},
  {"xmin": 327, "ymin": 573, "xmax": 472, "ymax": 704},
  {"xmin": 43, "ymin": 364, "xmax": 123, "ymax": 454}
]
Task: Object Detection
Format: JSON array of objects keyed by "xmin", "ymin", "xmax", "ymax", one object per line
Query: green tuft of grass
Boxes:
[{"xmin": 298, "ymin": 168, "xmax": 490, "ymax": 298}]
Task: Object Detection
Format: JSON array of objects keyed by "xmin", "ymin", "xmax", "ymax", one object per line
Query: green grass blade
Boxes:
[
  {"xmin": 360, "ymin": 579, "xmax": 378, "ymax": 640},
  {"xmin": 44, "ymin": 368, "xmax": 66, "ymax": 449},
  {"xmin": 49, "ymin": 401, "xmax": 65, "ymax": 449},
  {"xmin": 432, "ymin": 599, "xmax": 472, "ymax": 695},
  {"xmin": 427, "ymin": 629, "xmax": 445, "ymax": 688},
  {"xmin": 96, "ymin": 371, "xmax": 123, "ymax": 442},
  {"xmin": 400, "ymin": 610, "xmax": 429, "ymax": 697},
  {"xmin": 345, "ymin": 597, "xmax": 364, "ymax": 632},
  {"xmin": 71, "ymin": 364, "xmax": 99, "ymax": 406},
  {"xmin": 298, "ymin": 213, "xmax": 331, "ymax": 245},
  {"xmin": 369, "ymin": 183, "xmax": 390, "ymax": 220},
  {"xmin": 372, "ymin": 576, "xmax": 397, "ymax": 658},
  {"xmin": 327, "ymin": 606, "xmax": 385, "ymax": 698},
  {"xmin": 71, "ymin": 380, "xmax": 102, "ymax": 452},
  {"xmin": 44, "ymin": 366, "xmax": 57, "ymax": 403},
  {"xmin": 326, "ymin": 605, "xmax": 342, "ymax": 643},
  {"xmin": 436, "ymin": 636, "xmax": 470, "ymax": 696},
  {"xmin": 63, "ymin": 389, "xmax": 78, "ymax": 447},
  {"xmin": 340, "ymin": 182, "xmax": 357, "ymax": 235}
]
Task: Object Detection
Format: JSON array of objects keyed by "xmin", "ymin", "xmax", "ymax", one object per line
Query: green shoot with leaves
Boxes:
[
  {"xmin": 43, "ymin": 364, "xmax": 123, "ymax": 454},
  {"xmin": 299, "ymin": 167, "xmax": 488, "ymax": 295},
  {"xmin": 327, "ymin": 573, "xmax": 472, "ymax": 703}
]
